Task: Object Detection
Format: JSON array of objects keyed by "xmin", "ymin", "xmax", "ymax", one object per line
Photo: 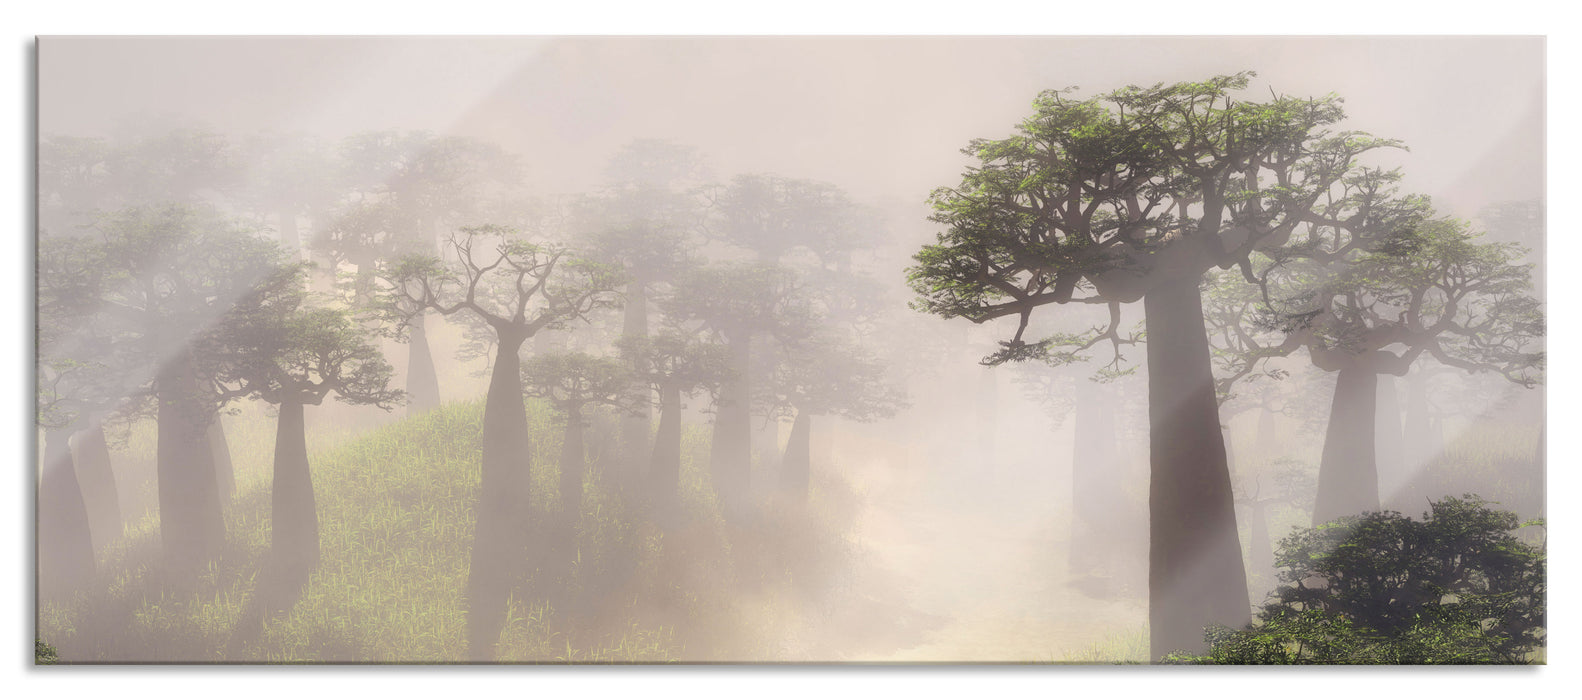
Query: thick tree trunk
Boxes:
[
  {"xmin": 1313, "ymin": 367, "xmax": 1380, "ymax": 525},
  {"xmin": 39, "ymin": 426, "xmax": 94, "ymax": 600},
  {"xmin": 559, "ymin": 410, "xmax": 587, "ymax": 522},
  {"xmin": 709, "ymin": 332, "xmax": 752, "ymax": 512},
  {"xmin": 269, "ymin": 400, "xmax": 319, "ymax": 589},
  {"xmin": 73, "ymin": 423, "xmax": 122, "ymax": 553},
  {"xmin": 156, "ymin": 354, "xmax": 226, "ymax": 583},
  {"xmin": 465, "ymin": 333, "xmax": 531, "ymax": 662},
  {"xmin": 1375, "ymin": 375, "xmax": 1405, "ymax": 505},
  {"xmin": 620, "ymin": 280, "xmax": 651, "ymax": 492},
  {"xmin": 209, "ymin": 416, "xmax": 235, "ymax": 502},
  {"xmin": 1071, "ymin": 384, "xmax": 1120, "ymax": 576},
  {"xmin": 650, "ymin": 385, "xmax": 683, "ymax": 515},
  {"xmin": 778, "ymin": 410, "xmax": 811, "ymax": 501},
  {"xmin": 1142, "ymin": 274, "xmax": 1250, "ymax": 660},
  {"xmin": 406, "ymin": 312, "xmax": 441, "ymax": 415}
]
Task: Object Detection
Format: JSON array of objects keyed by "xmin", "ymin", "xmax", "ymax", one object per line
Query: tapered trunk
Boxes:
[
  {"xmin": 465, "ymin": 332, "xmax": 531, "ymax": 662},
  {"xmin": 778, "ymin": 410, "xmax": 811, "ymax": 501},
  {"xmin": 269, "ymin": 400, "xmax": 319, "ymax": 588},
  {"xmin": 156, "ymin": 354, "xmax": 226, "ymax": 583},
  {"xmin": 650, "ymin": 385, "xmax": 684, "ymax": 514},
  {"xmin": 406, "ymin": 312, "xmax": 441, "ymax": 415},
  {"xmin": 1143, "ymin": 274, "xmax": 1250, "ymax": 660},
  {"xmin": 1375, "ymin": 375, "xmax": 1405, "ymax": 504},
  {"xmin": 1253, "ymin": 407, "xmax": 1279, "ymax": 469},
  {"xmin": 751, "ymin": 338, "xmax": 781, "ymax": 472},
  {"xmin": 559, "ymin": 410, "xmax": 587, "ymax": 522},
  {"xmin": 709, "ymin": 332, "xmax": 752, "ymax": 511},
  {"xmin": 73, "ymin": 423, "xmax": 122, "ymax": 553},
  {"xmin": 1313, "ymin": 367, "xmax": 1380, "ymax": 525},
  {"xmin": 209, "ymin": 416, "xmax": 235, "ymax": 502},
  {"xmin": 620, "ymin": 280, "xmax": 651, "ymax": 492},
  {"xmin": 1071, "ymin": 385, "xmax": 1120, "ymax": 575},
  {"xmin": 39, "ymin": 426, "xmax": 94, "ymax": 599}
]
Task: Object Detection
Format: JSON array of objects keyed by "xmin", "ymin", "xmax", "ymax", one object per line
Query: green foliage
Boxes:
[
  {"xmin": 1167, "ymin": 496, "xmax": 1545, "ymax": 664},
  {"xmin": 908, "ymin": 71, "xmax": 1385, "ymax": 367},
  {"xmin": 36, "ymin": 638, "xmax": 60, "ymax": 665}
]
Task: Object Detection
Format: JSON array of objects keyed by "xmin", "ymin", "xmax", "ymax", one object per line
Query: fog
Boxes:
[{"xmin": 35, "ymin": 36, "xmax": 1544, "ymax": 663}]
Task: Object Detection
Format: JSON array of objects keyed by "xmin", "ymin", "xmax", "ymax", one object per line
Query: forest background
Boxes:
[{"xmin": 8, "ymin": 1, "xmax": 1579, "ymax": 698}]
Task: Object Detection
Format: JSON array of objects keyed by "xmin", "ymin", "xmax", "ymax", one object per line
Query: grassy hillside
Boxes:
[{"xmin": 38, "ymin": 398, "xmax": 899, "ymax": 663}]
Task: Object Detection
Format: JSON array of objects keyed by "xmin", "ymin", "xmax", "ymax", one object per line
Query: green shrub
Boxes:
[{"xmin": 1167, "ymin": 495, "xmax": 1545, "ymax": 664}]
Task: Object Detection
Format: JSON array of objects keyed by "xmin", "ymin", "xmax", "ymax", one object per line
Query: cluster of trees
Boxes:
[
  {"xmin": 907, "ymin": 72, "xmax": 1543, "ymax": 659},
  {"xmin": 37, "ymin": 129, "xmax": 906, "ymax": 662}
]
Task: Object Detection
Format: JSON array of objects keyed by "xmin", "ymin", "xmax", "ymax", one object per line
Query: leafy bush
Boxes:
[
  {"xmin": 1167, "ymin": 496, "xmax": 1545, "ymax": 664},
  {"xmin": 36, "ymin": 638, "xmax": 59, "ymax": 664}
]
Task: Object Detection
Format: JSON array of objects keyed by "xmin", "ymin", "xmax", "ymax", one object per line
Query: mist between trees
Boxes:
[{"xmin": 36, "ymin": 61, "xmax": 1543, "ymax": 663}]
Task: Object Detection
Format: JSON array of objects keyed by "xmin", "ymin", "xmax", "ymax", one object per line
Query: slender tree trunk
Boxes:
[
  {"xmin": 268, "ymin": 400, "xmax": 319, "ymax": 589},
  {"xmin": 465, "ymin": 332, "xmax": 531, "ymax": 662},
  {"xmin": 650, "ymin": 385, "xmax": 684, "ymax": 515},
  {"xmin": 209, "ymin": 415, "xmax": 235, "ymax": 502},
  {"xmin": 39, "ymin": 426, "xmax": 94, "ymax": 600},
  {"xmin": 1142, "ymin": 274, "xmax": 1250, "ymax": 661},
  {"xmin": 1071, "ymin": 384, "xmax": 1120, "ymax": 576},
  {"xmin": 156, "ymin": 354, "xmax": 225, "ymax": 584},
  {"xmin": 709, "ymin": 331, "xmax": 752, "ymax": 512},
  {"xmin": 1253, "ymin": 406, "xmax": 1279, "ymax": 469},
  {"xmin": 73, "ymin": 423, "xmax": 122, "ymax": 553},
  {"xmin": 1375, "ymin": 374, "xmax": 1405, "ymax": 505},
  {"xmin": 620, "ymin": 279, "xmax": 651, "ymax": 492},
  {"xmin": 779, "ymin": 410, "xmax": 812, "ymax": 501},
  {"xmin": 1313, "ymin": 366, "xmax": 1380, "ymax": 525},
  {"xmin": 406, "ymin": 312, "xmax": 441, "ymax": 415},
  {"xmin": 559, "ymin": 409, "xmax": 587, "ymax": 522}
]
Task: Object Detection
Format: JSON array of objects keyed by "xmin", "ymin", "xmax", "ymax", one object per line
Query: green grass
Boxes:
[{"xmin": 38, "ymin": 397, "xmax": 867, "ymax": 663}]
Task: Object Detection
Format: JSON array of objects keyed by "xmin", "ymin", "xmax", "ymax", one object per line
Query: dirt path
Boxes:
[{"xmin": 844, "ymin": 456, "xmax": 1147, "ymax": 663}]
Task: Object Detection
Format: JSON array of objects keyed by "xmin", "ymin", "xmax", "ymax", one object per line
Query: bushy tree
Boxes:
[
  {"xmin": 907, "ymin": 72, "xmax": 1398, "ymax": 657},
  {"xmin": 213, "ymin": 277, "xmax": 403, "ymax": 594},
  {"xmin": 1166, "ymin": 496, "xmax": 1545, "ymax": 664},
  {"xmin": 520, "ymin": 351, "xmax": 643, "ymax": 521},
  {"xmin": 617, "ymin": 331, "xmax": 732, "ymax": 516}
]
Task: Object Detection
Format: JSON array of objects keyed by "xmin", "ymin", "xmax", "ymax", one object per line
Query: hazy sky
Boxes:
[{"xmin": 40, "ymin": 36, "xmax": 1543, "ymax": 225}]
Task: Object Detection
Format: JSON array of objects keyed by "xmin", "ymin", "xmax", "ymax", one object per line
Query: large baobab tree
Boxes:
[
  {"xmin": 908, "ymin": 72, "xmax": 1401, "ymax": 658},
  {"xmin": 380, "ymin": 224, "xmax": 621, "ymax": 661}
]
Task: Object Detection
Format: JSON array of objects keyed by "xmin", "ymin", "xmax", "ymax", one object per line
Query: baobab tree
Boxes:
[
  {"xmin": 213, "ymin": 281, "xmax": 403, "ymax": 595},
  {"xmin": 85, "ymin": 204, "xmax": 297, "ymax": 584},
  {"xmin": 758, "ymin": 331, "xmax": 905, "ymax": 502},
  {"xmin": 572, "ymin": 140, "xmax": 708, "ymax": 488},
  {"xmin": 519, "ymin": 351, "xmax": 642, "ymax": 523},
  {"xmin": 661, "ymin": 262, "xmax": 814, "ymax": 514},
  {"xmin": 1255, "ymin": 212, "xmax": 1544, "ymax": 524},
  {"xmin": 379, "ymin": 224, "xmax": 621, "ymax": 661},
  {"xmin": 907, "ymin": 72, "xmax": 1401, "ymax": 658},
  {"xmin": 617, "ymin": 331, "xmax": 732, "ymax": 517}
]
